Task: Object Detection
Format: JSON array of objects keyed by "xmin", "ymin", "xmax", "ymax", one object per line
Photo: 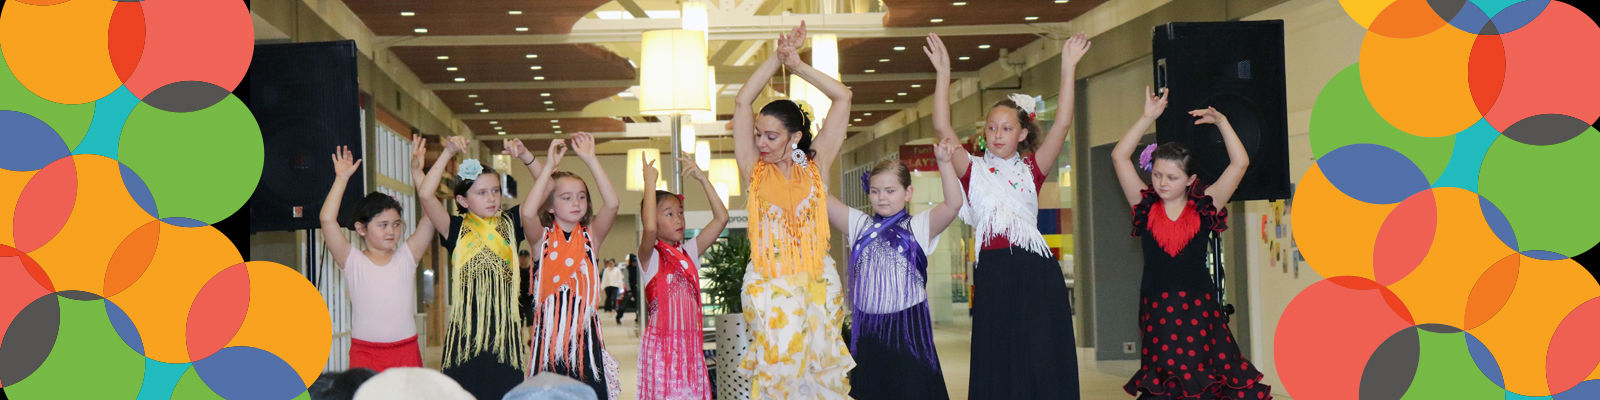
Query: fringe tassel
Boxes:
[{"xmin": 851, "ymin": 301, "xmax": 941, "ymax": 372}]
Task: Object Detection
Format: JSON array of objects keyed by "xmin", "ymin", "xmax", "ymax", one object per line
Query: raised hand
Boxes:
[
  {"xmin": 569, "ymin": 132, "xmax": 597, "ymax": 160},
  {"xmin": 934, "ymin": 137, "xmax": 960, "ymax": 162},
  {"xmin": 502, "ymin": 138, "xmax": 533, "ymax": 164},
  {"xmin": 923, "ymin": 33, "xmax": 951, "ymax": 74},
  {"xmin": 331, "ymin": 145, "xmax": 362, "ymax": 178},
  {"xmin": 546, "ymin": 138, "xmax": 568, "ymax": 167},
  {"xmin": 443, "ymin": 136, "xmax": 471, "ymax": 155},
  {"xmin": 410, "ymin": 135, "xmax": 427, "ymax": 172},
  {"xmin": 1063, "ymin": 32, "xmax": 1091, "ymax": 65},
  {"xmin": 776, "ymin": 22, "xmax": 807, "ymax": 67},
  {"xmin": 1143, "ymin": 86, "xmax": 1169, "ymax": 120},
  {"xmin": 679, "ymin": 156, "xmax": 705, "ymax": 181},
  {"xmin": 641, "ymin": 154, "xmax": 659, "ymax": 186},
  {"xmin": 1189, "ymin": 107, "xmax": 1227, "ymax": 126}
]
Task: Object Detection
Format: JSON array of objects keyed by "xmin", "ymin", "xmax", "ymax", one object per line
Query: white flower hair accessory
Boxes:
[
  {"xmin": 1008, "ymin": 93, "xmax": 1046, "ymax": 121},
  {"xmin": 457, "ymin": 158, "xmax": 484, "ymax": 181}
]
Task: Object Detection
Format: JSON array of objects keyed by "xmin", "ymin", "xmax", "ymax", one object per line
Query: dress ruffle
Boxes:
[{"xmin": 1132, "ymin": 181, "xmax": 1229, "ymax": 238}]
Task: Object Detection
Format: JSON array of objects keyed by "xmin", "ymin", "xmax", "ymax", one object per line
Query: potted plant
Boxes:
[{"xmin": 699, "ymin": 235, "xmax": 751, "ymax": 399}]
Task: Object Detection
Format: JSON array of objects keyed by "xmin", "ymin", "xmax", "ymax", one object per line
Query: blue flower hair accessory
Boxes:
[
  {"xmin": 859, "ymin": 170, "xmax": 872, "ymax": 192},
  {"xmin": 1138, "ymin": 143, "xmax": 1158, "ymax": 172},
  {"xmin": 458, "ymin": 158, "xmax": 484, "ymax": 181}
]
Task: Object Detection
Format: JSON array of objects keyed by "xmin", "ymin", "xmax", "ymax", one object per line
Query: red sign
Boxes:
[{"xmin": 899, "ymin": 144, "xmax": 937, "ymax": 172}]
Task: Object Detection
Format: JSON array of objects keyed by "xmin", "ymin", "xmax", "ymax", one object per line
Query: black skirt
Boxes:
[
  {"xmin": 848, "ymin": 301, "xmax": 950, "ymax": 400},
  {"xmin": 969, "ymin": 247, "xmax": 1079, "ymax": 399},
  {"xmin": 442, "ymin": 351, "xmax": 524, "ymax": 400}
]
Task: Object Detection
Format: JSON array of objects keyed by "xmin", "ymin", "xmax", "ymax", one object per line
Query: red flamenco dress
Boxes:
[{"xmin": 1123, "ymin": 182, "xmax": 1271, "ymax": 399}]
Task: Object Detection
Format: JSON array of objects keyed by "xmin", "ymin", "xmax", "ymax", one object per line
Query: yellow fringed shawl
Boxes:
[
  {"xmin": 746, "ymin": 161, "xmax": 831, "ymax": 277},
  {"xmin": 443, "ymin": 211, "xmax": 528, "ymax": 371}
]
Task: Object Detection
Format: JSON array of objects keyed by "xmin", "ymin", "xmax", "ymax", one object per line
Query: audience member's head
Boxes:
[
  {"xmin": 502, "ymin": 373, "xmax": 599, "ymax": 400},
  {"xmin": 351, "ymin": 367, "xmax": 473, "ymax": 400},
  {"xmin": 309, "ymin": 368, "xmax": 377, "ymax": 400}
]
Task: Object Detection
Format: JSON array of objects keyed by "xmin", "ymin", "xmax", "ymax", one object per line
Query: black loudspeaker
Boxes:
[
  {"xmin": 1152, "ymin": 21, "xmax": 1290, "ymax": 201},
  {"xmin": 246, "ymin": 40, "xmax": 362, "ymax": 232}
]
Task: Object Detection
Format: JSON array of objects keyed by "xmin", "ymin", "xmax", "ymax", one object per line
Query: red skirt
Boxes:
[{"xmin": 350, "ymin": 335, "xmax": 423, "ymax": 372}]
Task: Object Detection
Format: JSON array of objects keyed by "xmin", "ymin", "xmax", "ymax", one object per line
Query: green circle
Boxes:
[
  {"xmin": 1478, "ymin": 127, "xmax": 1600, "ymax": 257},
  {"xmin": 118, "ymin": 94, "xmax": 262, "ymax": 224},
  {"xmin": 1397, "ymin": 329, "xmax": 1506, "ymax": 399},
  {"xmin": 2, "ymin": 297, "xmax": 145, "ymax": 398},
  {"xmin": 171, "ymin": 366, "xmax": 226, "ymax": 400},
  {"xmin": 1310, "ymin": 64, "xmax": 1455, "ymax": 182}
]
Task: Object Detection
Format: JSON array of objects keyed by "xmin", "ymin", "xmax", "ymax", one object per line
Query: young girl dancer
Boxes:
[
  {"xmin": 1113, "ymin": 88, "xmax": 1271, "ymax": 399},
  {"xmin": 732, "ymin": 22, "xmax": 855, "ymax": 398},
  {"xmin": 523, "ymin": 132, "xmax": 622, "ymax": 400},
  {"xmin": 925, "ymin": 32, "xmax": 1089, "ymax": 398},
  {"xmin": 319, "ymin": 140, "xmax": 435, "ymax": 372},
  {"xmin": 635, "ymin": 154, "xmax": 729, "ymax": 399},
  {"xmin": 418, "ymin": 135, "xmax": 544, "ymax": 400},
  {"xmin": 823, "ymin": 139, "xmax": 965, "ymax": 400}
]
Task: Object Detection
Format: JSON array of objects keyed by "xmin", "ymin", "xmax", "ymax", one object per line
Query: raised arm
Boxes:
[
  {"xmin": 923, "ymin": 33, "xmax": 970, "ymax": 174},
  {"xmin": 1196, "ymin": 107, "xmax": 1249, "ymax": 208},
  {"xmin": 635, "ymin": 154, "xmax": 660, "ymax": 266},
  {"xmin": 926, "ymin": 138, "xmax": 967, "ymax": 235},
  {"xmin": 734, "ymin": 57, "xmax": 784, "ymax": 182},
  {"xmin": 684, "ymin": 156, "xmax": 730, "ymax": 254},
  {"xmin": 1111, "ymin": 87, "xmax": 1168, "ymax": 207},
  {"xmin": 780, "ymin": 23, "xmax": 852, "ymax": 178},
  {"xmin": 418, "ymin": 135, "xmax": 464, "ymax": 236},
  {"xmin": 569, "ymin": 132, "xmax": 621, "ymax": 248},
  {"xmin": 319, "ymin": 146, "xmax": 361, "ymax": 268},
  {"xmin": 522, "ymin": 139, "xmax": 568, "ymax": 239},
  {"xmin": 404, "ymin": 138, "xmax": 437, "ymax": 261},
  {"xmin": 501, "ymin": 138, "xmax": 542, "ymax": 211},
  {"xmin": 1034, "ymin": 33, "xmax": 1090, "ymax": 172}
]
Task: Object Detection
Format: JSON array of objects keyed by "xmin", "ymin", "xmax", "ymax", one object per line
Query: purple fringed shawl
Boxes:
[{"xmin": 847, "ymin": 210, "xmax": 940, "ymax": 370}]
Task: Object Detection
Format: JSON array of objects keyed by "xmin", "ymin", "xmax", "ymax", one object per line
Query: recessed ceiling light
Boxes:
[
  {"xmin": 543, "ymin": 100, "xmax": 554, "ymax": 104},
  {"xmin": 490, "ymin": 121, "xmax": 499, "ymax": 124},
  {"xmin": 515, "ymin": 27, "xmax": 529, "ymax": 32},
  {"xmin": 454, "ymin": 77, "xmax": 465, "ymax": 82},
  {"xmin": 547, "ymin": 108, "xmax": 556, "ymax": 111},
  {"xmin": 550, "ymin": 119, "xmax": 559, "ymax": 123},
  {"xmin": 540, "ymin": 93, "xmax": 551, "ymax": 97},
  {"xmin": 879, "ymin": 58, "xmax": 890, "ymax": 62},
  {"xmin": 911, "ymin": 84, "xmax": 922, "ymax": 88},
  {"xmin": 530, "ymin": 66, "xmax": 542, "ymax": 70},
  {"xmin": 1055, "ymin": 0, "xmax": 1069, "ymax": 3},
  {"xmin": 958, "ymin": 56, "xmax": 971, "ymax": 61},
  {"xmin": 897, "ymin": 92, "xmax": 907, "ymax": 96},
  {"xmin": 978, "ymin": 44, "xmax": 992, "ymax": 49},
  {"xmin": 885, "ymin": 99, "xmax": 895, "ymax": 103},
  {"xmin": 468, "ymin": 94, "xmax": 479, "ymax": 98},
  {"xmin": 534, "ymin": 76, "xmax": 545, "ymax": 80},
  {"xmin": 864, "ymin": 112, "xmax": 872, "ymax": 116},
  {"xmin": 494, "ymin": 126, "xmax": 503, "ymax": 130},
  {"xmin": 400, "ymin": 11, "xmax": 416, "ymax": 17},
  {"xmin": 893, "ymin": 46, "xmax": 906, "ymax": 51},
  {"xmin": 554, "ymin": 130, "xmax": 562, "ymax": 134},
  {"xmin": 479, "ymin": 109, "xmax": 490, "ymax": 113},
  {"xmin": 953, "ymin": 1, "xmax": 967, "ymax": 5},
  {"xmin": 437, "ymin": 55, "xmax": 449, "ymax": 60},
  {"xmin": 854, "ymin": 118, "xmax": 863, "ymax": 122},
  {"xmin": 525, "ymin": 54, "xmax": 538, "ymax": 59},
  {"xmin": 1024, "ymin": 16, "xmax": 1040, "ymax": 21},
  {"xmin": 930, "ymin": 18, "xmax": 944, "ymax": 23},
  {"xmin": 446, "ymin": 67, "xmax": 458, "ymax": 71},
  {"xmin": 414, "ymin": 28, "xmax": 428, "ymax": 34},
  {"xmin": 509, "ymin": 10, "xmax": 523, "ymax": 15},
  {"xmin": 498, "ymin": 131, "xmax": 506, "ymax": 135},
  {"xmin": 552, "ymin": 125, "xmax": 561, "ymax": 129},
  {"xmin": 864, "ymin": 69, "xmax": 876, "ymax": 73},
  {"xmin": 474, "ymin": 102, "xmax": 484, "ymax": 106}
]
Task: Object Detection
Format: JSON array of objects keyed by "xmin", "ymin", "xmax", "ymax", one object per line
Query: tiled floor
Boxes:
[{"xmin": 424, "ymin": 316, "xmax": 1285, "ymax": 399}]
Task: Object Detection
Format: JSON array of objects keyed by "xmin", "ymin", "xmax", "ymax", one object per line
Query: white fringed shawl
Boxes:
[{"xmin": 958, "ymin": 153, "xmax": 1051, "ymax": 259}]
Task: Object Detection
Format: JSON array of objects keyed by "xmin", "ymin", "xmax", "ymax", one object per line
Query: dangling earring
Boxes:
[{"xmin": 791, "ymin": 142, "xmax": 807, "ymax": 165}]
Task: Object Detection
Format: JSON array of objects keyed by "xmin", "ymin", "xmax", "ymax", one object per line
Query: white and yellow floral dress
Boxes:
[{"xmin": 737, "ymin": 160, "xmax": 854, "ymax": 399}]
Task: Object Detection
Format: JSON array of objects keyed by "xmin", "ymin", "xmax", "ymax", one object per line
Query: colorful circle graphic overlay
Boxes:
[{"xmin": 1286, "ymin": 1, "xmax": 1600, "ymax": 398}]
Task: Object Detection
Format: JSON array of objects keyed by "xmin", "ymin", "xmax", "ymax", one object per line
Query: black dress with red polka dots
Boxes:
[{"xmin": 1123, "ymin": 183, "xmax": 1271, "ymax": 400}]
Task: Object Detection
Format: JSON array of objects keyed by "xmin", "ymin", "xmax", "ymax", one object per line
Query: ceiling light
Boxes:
[
  {"xmin": 1055, "ymin": 0, "xmax": 1069, "ymax": 3},
  {"xmin": 897, "ymin": 92, "xmax": 907, "ymax": 96},
  {"xmin": 540, "ymin": 93, "xmax": 551, "ymax": 97},
  {"xmin": 864, "ymin": 112, "xmax": 872, "ymax": 116},
  {"xmin": 1024, "ymin": 16, "xmax": 1040, "ymax": 21},
  {"xmin": 400, "ymin": 11, "xmax": 416, "ymax": 17},
  {"xmin": 550, "ymin": 119, "xmax": 559, "ymax": 123},
  {"xmin": 552, "ymin": 125, "xmax": 561, "ymax": 129},
  {"xmin": 437, "ymin": 55, "xmax": 449, "ymax": 60},
  {"xmin": 530, "ymin": 65, "xmax": 542, "ymax": 70},
  {"xmin": 893, "ymin": 46, "xmax": 906, "ymax": 51},
  {"xmin": 526, "ymin": 54, "xmax": 538, "ymax": 59},
  {"xmin": 930, "ymin": 18, "xmax": 945, "ymax": 23},
  {"xmin": 959, "ymin": 56, "xmax": 971, "ymax": 61},
  {"xmin": 911, "ymin": 84, "xmax": 922, "ymax": 88},
  {"xmin": 543, "ymin": 100, "xmax": 554, "ymax": 104},
  {"xmin": 414, "ymin": 28, "xmax": 428, "ymax": 34},
  {"xmin": 498, "ymin": 132, "xmax": 506, "ymax": 135},
  {"xmin": 554, "ymin": 131, "xmax": 562, "ymax": 134},
  {"xmin": 468, "ymin": 94, "xmax": 479, "ymax": 98},
  {"xmin": 479, "ymin": 109, "xmax": 490, "ymax": 113},
  {"xmin": 494, "ymin": 126, "xmax": 503, "ymax": 130},
  {"xmin": 885, "ymin": 99, "xmax": 895, "ymax": 103},
  {"xmin": 490, "ymin": 121, "xmax": 499, "ymax": 124},
  {"xmin": 515, "ymin": 27, "xmax": 529, "ymax": 32},
  {"xmin": 534, "ymin": 76, "xmax": 545, "ymax": 80},
  {"xmin": 446, "ymin": 67, "xmax": 458, "ymax": 71},
  {"xmin": 979, "ymin": 44, "xmax": 992, "ymax": 49},
  {"xmin": 879, "ymin": 58, "xmax": 890, "ymax": 62},
  {"xmin": 546, "ymin": 108, "xmax": 556, "ymax": 111},
  {"xmin": 509, "ymin": 10, "xmax": 523, "ymax": 15},
  {"xmin": 854, "ymin": 118, "xmax": 862, "ymax": 122},
  {"xmin": 953, "ymin": 1, "xmax": 968, "ymax": 5},
  {"xmin": 474, "ymin": 102, "xmax": 484, "ymax": 106},
  {"xmin": 454, "ymin": 77, "xmax": 465, "ymax": 82},
  {"xmin": 864, "ymin": 69, "xmax": 876, "ymax": 73}
]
